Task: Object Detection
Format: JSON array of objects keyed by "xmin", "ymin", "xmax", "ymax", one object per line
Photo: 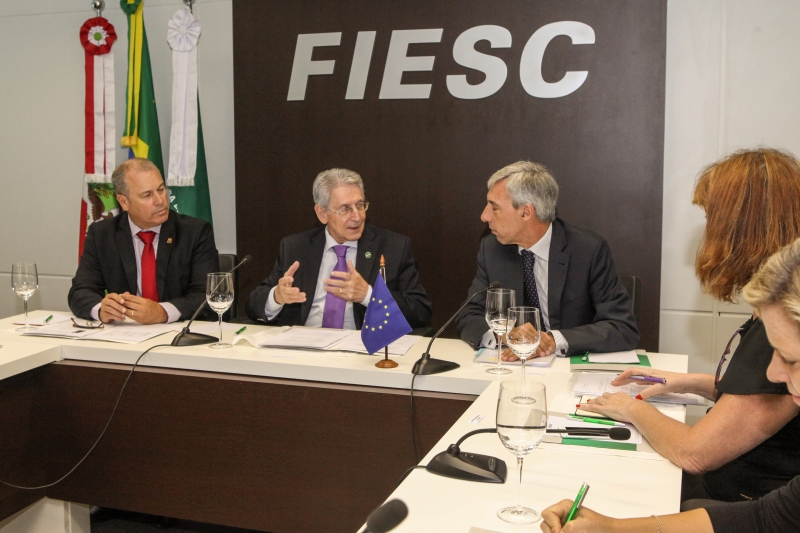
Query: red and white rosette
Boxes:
[
  {"xmin": 167, "ymin": 8, "xmax": 201, "ymax": 186},
  {"xmin": 80, "ymin": 17, "xmax": 117, "ymax": 183}
]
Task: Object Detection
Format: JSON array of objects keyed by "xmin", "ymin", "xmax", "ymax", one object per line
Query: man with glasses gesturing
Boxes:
[{"xmin": 245, "ymin": 168, "xmax": 431, "ymax": 329}]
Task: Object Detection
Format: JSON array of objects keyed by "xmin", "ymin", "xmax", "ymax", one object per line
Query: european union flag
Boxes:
[{"xmin": 361, "ymin": 271, "xmax": 412, "ymax": 354}]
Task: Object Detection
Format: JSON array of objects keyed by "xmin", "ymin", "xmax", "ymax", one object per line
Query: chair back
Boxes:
[{"xmin": 619, "ymin": 273, "xmax": 641, "ymax": 326}]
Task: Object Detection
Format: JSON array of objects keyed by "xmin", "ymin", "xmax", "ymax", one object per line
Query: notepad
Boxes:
[{"xmin": 571, "ymin": 373, "xmax": 704, "ymax": 405}]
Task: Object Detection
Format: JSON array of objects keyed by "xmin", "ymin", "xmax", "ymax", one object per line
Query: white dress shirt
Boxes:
[
  {"xmin": 264, "ymin": 227, "xmax": 373, "ymax": 329},
  {"xmin": 90, "ymin": 218, "xmax": 182, "ymax": 323},
  {"xmin": 481, "ymin": 224, "xmax": 569, "ymax": 354}
]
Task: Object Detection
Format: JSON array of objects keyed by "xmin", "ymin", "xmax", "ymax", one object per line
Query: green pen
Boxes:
[
  {"xmin": 235, "ymin": 326, "xmax": 247, "ymax": 335},
  {"xmin": 565, "ymin": 482, "xmax": 590, "ymax": 522},
  {"xmin": 569, "ymin": 414, "xmax": 625, "ymax": 427},
  {"xmin": 44, "ymin": 315, "xmax": 53, "ymax": 323}
]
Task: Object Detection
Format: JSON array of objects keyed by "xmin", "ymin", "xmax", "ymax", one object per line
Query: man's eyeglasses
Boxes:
[
  {"xmin": 71, "ymin": 318, "xmax": 104, "ymax": 329},
  {"xmin": 326, "ymin": 202, "xmax": 369, "ymax": 218}
]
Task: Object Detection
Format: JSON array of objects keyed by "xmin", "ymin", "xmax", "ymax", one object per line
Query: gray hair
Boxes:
[
  {"xmin": 111, "ymin": 158, "xmax": 160, "ymax": 197},
  {"xmin": 743, "ymin": 237, "xmax": 800, "ymax": 331},
  {"xmin": 487, "ymin": 161, "xmax": 559, "ymax": 223},
  {"xmin": 312, "ymin": 168, "xmax": 365, "ymax": 207}
]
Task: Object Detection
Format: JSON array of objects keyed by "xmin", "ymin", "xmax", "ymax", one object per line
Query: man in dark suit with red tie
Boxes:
[{"xmin": 68, "ymin": 158, "xmax": 219, "ymax": 324}]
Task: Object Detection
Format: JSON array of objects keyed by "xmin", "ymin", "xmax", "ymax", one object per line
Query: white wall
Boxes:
[
  {"xmin": 661, "ymin": 0, "xmax": 800, "ymax": 374},
  {"xmin": 0, "ymin": 0, "xmax": 235, "ymax": 318},
  {"xmin": 1, "ymin": 0, "xmax": 799, "ymax": 369}
]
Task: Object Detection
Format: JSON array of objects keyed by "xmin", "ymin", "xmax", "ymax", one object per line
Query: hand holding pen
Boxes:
[{"xmin": 612, "ymin": 368, "xmax": 679, "ymax": 400}]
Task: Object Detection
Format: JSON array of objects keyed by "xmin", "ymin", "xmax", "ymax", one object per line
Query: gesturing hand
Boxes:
[
  {"xmin": 325, "ymin": 260, "xmax": 369, "ymax": 303},
  {"xmin": 274, "ymin": 261, "xmax": 306, "ymax": 305}
]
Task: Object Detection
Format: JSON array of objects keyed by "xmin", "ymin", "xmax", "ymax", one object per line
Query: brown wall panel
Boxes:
[{"xmin": 234, "ymin": 0, "xmax": 665, "ymax": 349}]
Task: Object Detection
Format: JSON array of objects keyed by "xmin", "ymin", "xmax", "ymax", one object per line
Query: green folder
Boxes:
[
  {"xmin": 569, "ymin": 354, "xmax": 651, "ymax": 368},
  {"xmin": 560, "ymin": 438, "xmax": 637, "ymax": 451}
]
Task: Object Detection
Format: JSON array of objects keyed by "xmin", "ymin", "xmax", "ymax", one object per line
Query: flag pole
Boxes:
[{"xmin": 375, "ymin": 255, "xmax": 399, "ymax": 369}]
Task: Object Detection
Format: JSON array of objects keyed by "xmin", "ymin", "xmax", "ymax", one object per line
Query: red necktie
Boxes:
[{"xmin": 137, "ymin": 231, "xmax": 159, "ymax": 302}]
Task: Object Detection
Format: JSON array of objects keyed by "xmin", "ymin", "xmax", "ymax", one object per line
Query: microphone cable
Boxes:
[
  {"xmin": 409, "ymin": 373, "xmax": 419, "ymax": 463},
  {"xmin": 0, "ymin": 343, "xmax": 172, "ymax": 490}
]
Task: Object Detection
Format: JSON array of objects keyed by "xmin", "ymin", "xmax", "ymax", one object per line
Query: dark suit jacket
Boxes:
[
  {"xmin": 245, "ymin": 224, "xmax": 432, "ymax": 328},
  {"xmin": 455, "ymin": 218, "xmax": 639, "ymax": 354},
  {"xmin": 69, "ymin": 210, "xmax": 220, "ymax": 321}
]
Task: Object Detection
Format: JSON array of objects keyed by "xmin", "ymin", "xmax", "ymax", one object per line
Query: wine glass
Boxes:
[
  {"xmin": 485, "ymin": 288, "xmax": 515, "ymax": 374},
  {"xmin": 12, "ymin": 262, "xmax": 38, "ymax": 332},
  {"xmin": 206, "ymin": 272, "xmax": 234, "ymax": 349},
  {"xmin": 507, "ymin": 307, "xmax": 542, "ymax": 398},
  {"xmin": 496, "ymin": 380, "xmax": 547, "ymax": 524}
]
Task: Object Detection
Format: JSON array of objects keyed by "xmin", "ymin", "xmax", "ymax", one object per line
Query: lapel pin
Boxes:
[
  {"xmin": 167, "ymin": 238, "xmax": 173, "ymax": 244},
  {"xmin": 365, "ymin": 251, "xmax": 372, "ymax": 258}
]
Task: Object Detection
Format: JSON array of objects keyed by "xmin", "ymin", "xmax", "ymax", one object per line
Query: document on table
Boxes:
[
  {"xmin": 571, "ymin": 372, "xmax": 704, "ymax": 405},
  {"xmin": 330, "ymin": 333, "xmax": 420, "ymax": 355},
  {"xmin": 256, "ymin": 327, "xmax": 353, "ymax": 350},
  {"xmin": 587, "ymin": 350, "xmax": 640, "ymax": 363},
  {"xmin": 546, "ymin": 415, "xmax": 642, "ymax": 444},
  {"xmin": 20, "ymin": 320, "xmax": 102, "ymax": 339},
  {"xmin": 21, "ymin": 320, "xmax": 175, "ymax": 343},
  {"xmin": 84, "ymin": 322, "xmax": 176, "ymax": 344},
  {"xmin": 475, "ymin": 349, "xmax": 556, "ymax": 368}
]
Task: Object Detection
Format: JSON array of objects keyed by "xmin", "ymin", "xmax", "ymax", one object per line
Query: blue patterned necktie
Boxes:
[
  {"xmin": 521, "ymin": 249, "xmax": 547, "ymax": 330},
  {"xmin": 322, "ymin": 245, "xmax": 349, "ymax": 328}
]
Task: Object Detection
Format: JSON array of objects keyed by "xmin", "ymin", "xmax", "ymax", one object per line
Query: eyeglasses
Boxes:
[
  {"xmin": 715, "ymin": 325, "xmax": 745, "ymax": 385},
  {"xmin": 326, "ymin": 201, "xmax": 369, "ymax": 218},
  {"xmin": 71, "ymin": 318, "xmax": 104, "ymax": 329}
]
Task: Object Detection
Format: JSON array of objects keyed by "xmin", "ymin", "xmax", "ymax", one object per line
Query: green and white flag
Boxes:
[{"xmin": 165, "ymin": 7, "xmax": 212, "ymax": 226}]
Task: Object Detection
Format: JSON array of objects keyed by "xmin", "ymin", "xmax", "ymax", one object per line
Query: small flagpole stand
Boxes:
[{"xmin": 375, "ymin": 255, "xmax": 399, "ymax": 369}]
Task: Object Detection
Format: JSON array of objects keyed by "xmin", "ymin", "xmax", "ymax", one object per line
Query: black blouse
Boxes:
[{"xmin": 701, "ymin": 317, "xmax": 800, "ymax": 501}]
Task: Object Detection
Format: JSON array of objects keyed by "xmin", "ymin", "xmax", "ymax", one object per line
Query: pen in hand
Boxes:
[
  {"xmin": 565, "ymin": 482, "xmax": 590, "ymax": 523},
  {"xmin": 627, "ymin": 375, "xmax": 667, "ymax": 384}
]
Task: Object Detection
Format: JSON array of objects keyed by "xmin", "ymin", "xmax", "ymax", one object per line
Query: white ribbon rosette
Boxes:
[{"xmin": 167, "ymin": 8, "xmax": 201, "ymax": 186}]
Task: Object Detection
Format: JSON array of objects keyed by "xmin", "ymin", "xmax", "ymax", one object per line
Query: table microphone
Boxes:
[
  {"xmin": 411, "ymin": 281, "xmax": 501, "ymax": 375},
  {"xmin": 172, "ymin": 255, "xmax": 252, "ymax": 347},
  {"xmin": 361, "ymin": 499, "xmax": 408, "ymax": 533}
]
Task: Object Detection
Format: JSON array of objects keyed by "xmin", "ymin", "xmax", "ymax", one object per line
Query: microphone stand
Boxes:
[
  {"xmin": 172, "ymin": 255, "xmax": 252, "ymax": 347},
  {"xmin": 411, "ymin": 281, "xmax": 500, "ymax": 375}
]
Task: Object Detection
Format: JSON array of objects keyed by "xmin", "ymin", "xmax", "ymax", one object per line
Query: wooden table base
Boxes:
[{"xmin": 0, "ymin": 361, "xmax": 474, "ymax": 532}]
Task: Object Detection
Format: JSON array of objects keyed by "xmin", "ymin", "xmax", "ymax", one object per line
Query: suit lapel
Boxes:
[
  {"xmin": 353, "ymin": 226, "xmax": 378, "ymax": 328},
  {"xmin": 300, "ymin": 229, "xmax": 326, "ymax": 324},
  {"xmin": 548, "ymin": 220, "xmax": 569, "ymax": 330},
  {"xmin": 501, "ymin": 243, "xmax": 525, "ymax": 303},
  {"xmin": 156, "ymin": 212, "xmax": 176, "ymax": 300},
  {"xmin": 356, "ymin": 225, "xmax": 378, "ymax": 284},
  {"xmin": 116, "ymin": 212, "xmax": 139, "ymax": 294}
]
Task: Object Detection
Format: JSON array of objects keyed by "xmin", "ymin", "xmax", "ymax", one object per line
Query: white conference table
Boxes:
[{"xmin": 0, "ymin": 311, "xmax": 689, "ymax": 532}]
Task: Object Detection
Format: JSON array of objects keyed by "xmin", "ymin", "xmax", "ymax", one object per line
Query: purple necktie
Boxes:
[{"xmin": 322, "ymin": 245, "xmax": 349, "ymax": 328}]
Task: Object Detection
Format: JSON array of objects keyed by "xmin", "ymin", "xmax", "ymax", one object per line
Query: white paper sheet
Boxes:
[
  {"xmin": 83, "ymin": 322, "xmax": 176, "ymax": 344},
  {"xmin": 20, "ymin": 320, "xmax": 105, "ymax": 339},
  {"xmin": 256, "ymin": 327, "xmax": 353, "ymax": 349},
  {"xmin": 331, "ymin": 333, "xmax": 420, "ymax": 355},
  {"xmin": 571, "ymin": 373, "xmax": 704, "ymax": 405},
  {"xmin": 587, "ymin": 350, "xmax": 640, "ymax": 363}
]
